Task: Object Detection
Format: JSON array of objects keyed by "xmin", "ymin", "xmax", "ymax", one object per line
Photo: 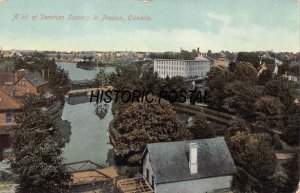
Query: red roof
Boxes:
[{"xmin": 0, "ymin": 88, "xmax": 23, "ymax": 111}]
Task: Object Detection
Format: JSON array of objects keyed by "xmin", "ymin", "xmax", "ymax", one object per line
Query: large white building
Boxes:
[{"xmin": 153, "ymin": 54, "xmax": 211, "ymax": 79}]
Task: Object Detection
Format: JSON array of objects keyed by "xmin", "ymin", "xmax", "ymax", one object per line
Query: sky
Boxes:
[{"xmin": 0, "ymin": 0, "xmax": 299, "ymax": 52}]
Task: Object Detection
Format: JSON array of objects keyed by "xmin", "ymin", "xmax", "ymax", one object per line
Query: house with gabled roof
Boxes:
[
  {"xmin": 258, "ymin": 63, "xmax": 278, "ymax": 77},
  {"xmin": 142, "ymin": 137, "xmax": 236, "ymax": 193},
  {"xmin": 14, "ymin": 71, "xmax": 49, "ymax": 97}
]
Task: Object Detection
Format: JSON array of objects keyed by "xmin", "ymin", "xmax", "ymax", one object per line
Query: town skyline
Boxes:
[{"xmin": 0, "ymin": 0, "xmax": 299, "ymax": 52}]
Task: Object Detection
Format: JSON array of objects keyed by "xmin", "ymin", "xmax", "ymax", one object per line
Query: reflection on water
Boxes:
[
  {"xmin": 61, "ymin": 96, "xmax": 113, "ymax": 166},
  {"xmin": 57, "ymin": 62, "xmax": 115, "ymax": 81},
  {"xmin": 94, "ymin": 103, "xmax": 109, "ymax": 120}
]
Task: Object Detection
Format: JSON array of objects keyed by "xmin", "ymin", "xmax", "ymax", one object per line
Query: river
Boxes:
[
  {"xmin": 57, "ymin": 62, "xmax": 115, "ymax": 81},
  {"xmin": 57, "ymin": 62, "xmax": 115, "ymax": 166}
]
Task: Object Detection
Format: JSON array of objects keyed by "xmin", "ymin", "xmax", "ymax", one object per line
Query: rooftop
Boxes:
[
  {"xmin": 0, "ymin": 88, "xmax": 23, "ymax": 111},
  {"xmin": 145, "ymin": 137, "xmax": 236, "ymax": 184},
  {"xmin": 25, "ymin": 71, "xmax": 48, "ymax": 87}
]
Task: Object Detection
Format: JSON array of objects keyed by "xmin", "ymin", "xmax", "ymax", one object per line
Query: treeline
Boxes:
[
  {"xmin": 149, "ymin": 49, "xmax": 199, "ymax": 60},
  {"xmin": 205, "ymin": 61, "xmax": 299, "ymax": 192}
]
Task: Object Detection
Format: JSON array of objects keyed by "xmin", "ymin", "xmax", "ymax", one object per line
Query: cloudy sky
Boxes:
[{"xmin": 0, "ymin": 0, "xmax": 299, "ymax": 52}]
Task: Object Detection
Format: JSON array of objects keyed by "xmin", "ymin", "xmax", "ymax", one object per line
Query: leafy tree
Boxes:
[
  {"xmin": 228, "ymin": 61, "xmax": 237, "ymax": 73},
  {"xmin": 254, "ymin": 96, "xmax": 284, "ymax": 133},
  {"xmin": 228, "ymin": 131, "xmax": 276, "ymax": 192},
  {"xmin": 188, "ymin": 113, "xmax": 214, "ymax": 139},
  {"xmin": 283, "ymin": 153, "xmax": 299, "ymax": 193},
  {"xmin": 289, "ymin": 65, "xmax": 300, "ymax": 75},
  {"xmin": 233, "ymin": 62, "xmax": 258, "ymax": 82},
  {"xmin": 264, "ymin": 78, "xmax": 297, "ymax": 107},
  {"xmin": 115, "ymin": 97, "xmax": 192, "ymax": 164},
  {"xmin": 109, "ymin": 65, "xmax": 140, "ymax": 91},
  {"xmin": 48, "ymin": 66, "xmax": 70, "ymax": 100},
  {"xmin": 236, "ymin": 52, "xmax": 260, "ymax": 69},
  {"xmin": 88, "ymin": 55, "xmax": 93, "ymax": 62},
  {"xmin": 271, "ymin": 171, "xmax": 289, "ymax": 193},
  {"xmin": 12, "ymin": 94, "xmax": 70, "ymax": 193},
  {"xmin": 223, "ymin": 81, "xmax": 262, "ymax": 119},
  {"xmin": 206, "ymin": 66, "xmax": 234, "ymax": 111},
  {"xmin": 281, "ymin": 104, "xmax": 300, "ymax": 145},
  {"xmin": 94, "ymin": 68, "xmax": 109, "ymax": 86},
  {"xmin": 140, "ymin": 69, "xmax": 164, "ymax": 94},
  {"xmin": 257, "ymin": 69, "xmax": 272, "ymax": 85},
  {"xmin": 226, "ymin": 117, "xmax": 249, "ymax": 137},
  {"xmin": 164, "ymin": 75, "xmax": 187, "ymax": 92}
]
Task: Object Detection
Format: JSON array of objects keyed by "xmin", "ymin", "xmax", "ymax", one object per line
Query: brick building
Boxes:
[{"xmin": 0, "ymin": 89, "xmax": 23, "ymax": 160}]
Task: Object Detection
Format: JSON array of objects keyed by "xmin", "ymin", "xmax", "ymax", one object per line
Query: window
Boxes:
[
  {"xmin": 6, "ymin": 113, "xmax": 12, "ymax": 124},
  {"xmin": 152, "ymin": 175, "xmax": 155, "ymax": 189},
  {"xmin": 146, "ymin": 168, "xmax": 150, "ymax": 182}
]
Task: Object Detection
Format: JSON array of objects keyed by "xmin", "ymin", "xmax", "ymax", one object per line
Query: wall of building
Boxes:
[
  {"xmin": 0, "ymin": 111, "xmax": 17, "ymax": 160},
  {"xmin": 154, "ymin": 59, "xmax": 210, "ymax": 79},
  {"xmin": 155, "ymin": 175, "xmax": 233, "ymax": 193},
  {"xmin": 143, "ymin": 152, "xmax": 155, "ymax": 189},
  {"xmin": 14, "ymin": 77, "xmax": 38, "ymax": 96},
  {"xmin": 0, "ymin": 112, "xmax": 17, "ymax": 134}
]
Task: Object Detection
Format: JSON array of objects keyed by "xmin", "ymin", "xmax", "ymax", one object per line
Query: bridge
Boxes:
[
  {"xmin": 67, "ymin": 85, "xmax": 113, "ymax": 97},
  {"xmin": 69, "ymin": 79, "xmax": 98, "ymax": 89}
]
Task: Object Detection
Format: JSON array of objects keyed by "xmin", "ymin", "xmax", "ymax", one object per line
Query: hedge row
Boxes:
[
  {"xmin": 173, "ymin": 102, "xmax": 234, "ymax": 120},
  {"xmin": 173, "ymin": 106, "xmax": 230, "ymax": 125}
]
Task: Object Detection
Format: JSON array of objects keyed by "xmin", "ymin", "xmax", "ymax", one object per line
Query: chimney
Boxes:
[
  {"xmin": 189, "ymin": 143, "xmax": 198, "ymax": 174},
  {"xmin": 197, "ymin": 47, "xmax": 200, "ymax": 53}
]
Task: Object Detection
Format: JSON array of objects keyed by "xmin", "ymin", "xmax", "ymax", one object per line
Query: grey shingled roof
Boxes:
[
  {"xmin": 25, "ymin": 72, "xmax": 48, "ymax": 87},
  {"xmin": 145, "ymin": 137, "xmax": 236, "ymax": 184}
]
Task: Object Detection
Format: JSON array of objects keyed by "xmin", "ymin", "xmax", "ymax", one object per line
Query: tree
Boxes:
[
  {"xmin": 88, "ymin": 55, "xmax": 93, "ymax": 62},
  {"xmin": 254, "ymin": 96, "xmax": 284, "ymax": 133},
  {"xmin": 94, "ymin": 68, "xmax": 109, "ymax": 86},
  {"xmin": 140, "ymin": 68, "xmax": 164, "ymax": 95},
  {"xmin": 283, "ymin": 153, "xmax": 299, "ymax": 193},
  {"xmin": 226, "ymin": 117, "xmax": 249, "ymax": 137},
  {"xmin": 281, "ymin": 104, "xmax": 300, "ymax": 145},
  {"xmin": 264, "ymin": 78, "xmax": 298, "ymax": 108},
  {"xmin": 56, "ymin": 54, "xmax": 61, "ymax": 60},
  {"xmin": 233, "ymin": 62, "xmax": 258, "ymax": 82},
  {"xmin": 164, "ymin": 75, "xmax": 187, "ymax": 92},
  {"xmin": 206, "ymin": 66, "xmax": 234, "ymax": 111},
  {"xmin": 257, "ymin": 69, "xmax": 272, "ymax": 85},
  {"xmin": 109, "ymin": 65, "xmax": 140, "ymax": 91},
  {"xmin": 223, "ymin": 80, "xmax": 262, "ymax": 119},
  {"xmin": 12, "ymin": 94, "xmax": 70, "ymax": 193},
  {"xmin": 115, "ymin": 97, "xmax": 192, "ymax": 164},
  {"xmin": 236, "ymin": 52, "xmax": 260, "ymax": 69},
  {"xmin": 48, "ymin": 66, "xmax": 70, "ymax": 100},
  {"xmin": 228, "ymin": 61, "xmax": 237, "ymax": 73},
  {"xmin": 228, "ymin": 132, "xmax": 276, "ymax": 192},
  {"xmin": 188, "ymin": 113, "xmax": 214, "ymax": 139}
]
